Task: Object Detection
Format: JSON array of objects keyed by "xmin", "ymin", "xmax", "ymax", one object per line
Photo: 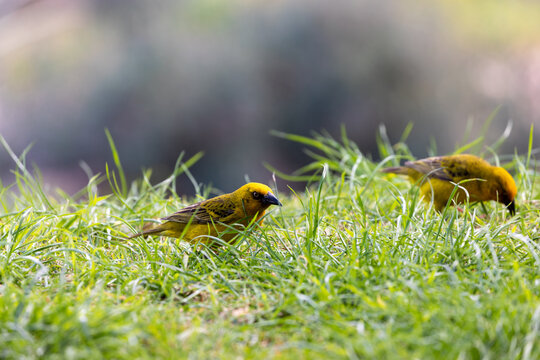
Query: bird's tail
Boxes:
[
  {"xmin": 129, "ymin": 223, "xmax": 166, "ymax": 239},
  {"xmin": 381, "ymin": 166, "xmax": 409, "ymax": 175}
]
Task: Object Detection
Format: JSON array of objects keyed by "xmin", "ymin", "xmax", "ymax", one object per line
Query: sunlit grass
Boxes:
[{"xmin": 0, "ymin": 128, "xmax": 539, "ymax": 359}]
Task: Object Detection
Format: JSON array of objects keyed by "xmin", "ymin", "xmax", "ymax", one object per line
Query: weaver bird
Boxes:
[
  {"xmin": 130, "ymin": 182, "xmax": 282, "ymax": 245},
  {"xmin": 382, "ymin": 154, "xmax": 517, "ymax": 215}
]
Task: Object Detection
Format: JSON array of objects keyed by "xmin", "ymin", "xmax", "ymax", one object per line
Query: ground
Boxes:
[{"xmin": 0, "ymin": 131, "xmax": 538, "ymax": 359}]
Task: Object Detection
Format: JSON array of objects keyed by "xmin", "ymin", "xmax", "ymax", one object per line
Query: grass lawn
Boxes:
[{"xmin": 0, "ymin": 129, "xmax": 539, "ymax": 359}]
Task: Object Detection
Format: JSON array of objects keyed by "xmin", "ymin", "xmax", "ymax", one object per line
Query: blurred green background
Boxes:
[{"xmin": 0, "ymin": 0, "xmax": 539, "ymax": 195}]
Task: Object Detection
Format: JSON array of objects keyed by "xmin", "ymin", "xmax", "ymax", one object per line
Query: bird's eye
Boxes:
[{"xmin": 252, "ymin": 191, "xmax": 261, "ymax": 199}]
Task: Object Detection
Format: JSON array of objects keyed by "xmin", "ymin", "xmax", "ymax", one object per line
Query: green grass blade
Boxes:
[{"xmin": 105, "ymin": 129, "xmax": 128, "ymax": 198}]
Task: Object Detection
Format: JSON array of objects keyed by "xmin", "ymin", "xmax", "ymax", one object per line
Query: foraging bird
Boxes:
[
  {"xmin": 130, "ymin": 182, "xmax": 282, "ymax": 245},
  {"xmin": 382, "ymin": 154, "xmax": 517, "ymax": 215}
]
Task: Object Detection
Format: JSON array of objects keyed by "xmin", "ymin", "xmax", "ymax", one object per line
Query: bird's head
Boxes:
[
  {"xmin": 492, "ymin": 167, "xmax": 517, "ymax": 216},
  {"xmin": 233, "ymin": 182, "xmax": 282, "ymax": 217}
]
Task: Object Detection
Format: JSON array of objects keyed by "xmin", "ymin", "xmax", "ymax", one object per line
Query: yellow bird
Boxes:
[
  {"xmin": 130, "ymin": 182, "xmax": 282, "ymax": 245},
  {"xmin": 382, "ymin": 154, "xmax": 517, "ymax": 215}
]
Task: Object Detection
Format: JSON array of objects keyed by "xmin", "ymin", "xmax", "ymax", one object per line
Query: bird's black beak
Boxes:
[
  {"xmin": 507, "ymin": 200, "xmax": 516, "ymax": 216},
  {"xmin": 263, "ymin": 192, "xmax": 282, "ymax": 206}
]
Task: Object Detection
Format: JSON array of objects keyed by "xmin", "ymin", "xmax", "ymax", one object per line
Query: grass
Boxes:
[{"xmin": 0, "ymin": 127, "xmax": 539, "ymax": 359}]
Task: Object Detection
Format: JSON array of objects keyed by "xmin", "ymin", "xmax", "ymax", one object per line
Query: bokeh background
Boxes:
[{"xmin": 1, "ymin": 0, "xmax": 539, "ymax": 195}]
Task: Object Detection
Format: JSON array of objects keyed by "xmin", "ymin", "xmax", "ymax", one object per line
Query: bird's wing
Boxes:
[
  {"xmin": 162, "ymin": 199, "xmax": 236, "ymax": 224},
  {"xmin": 405, "ymin": 157, "xmax": 453, "ymax": 181}
]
